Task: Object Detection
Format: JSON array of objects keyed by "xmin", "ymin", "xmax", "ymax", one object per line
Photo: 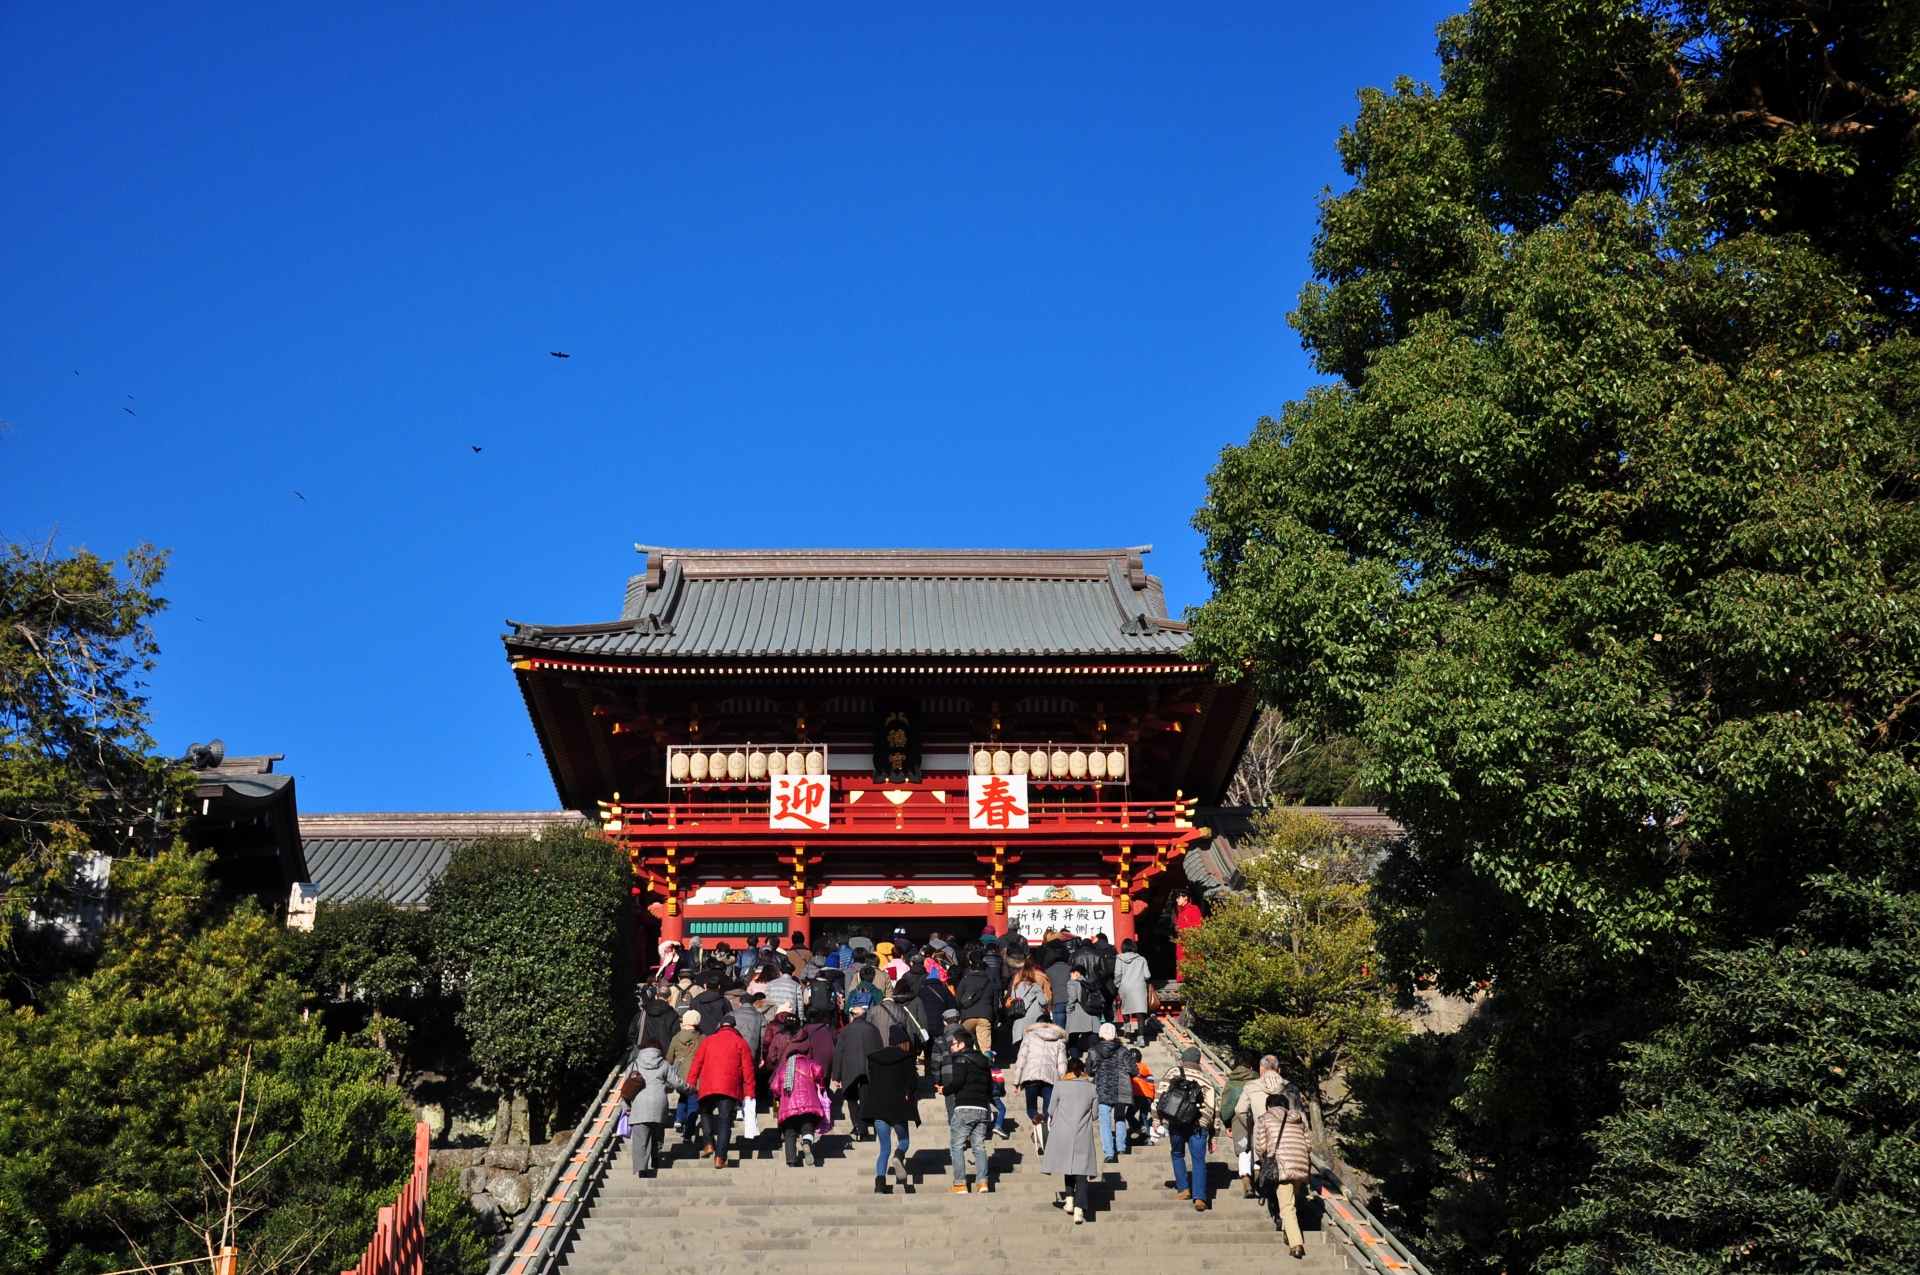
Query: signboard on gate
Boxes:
[
  {"xmin": 968, "ymin": 773, "xmax": 1029, "ymax": 830},
  {"xmin": 769, "ymin": 774, "xmax": 831, "ymax": 831}
]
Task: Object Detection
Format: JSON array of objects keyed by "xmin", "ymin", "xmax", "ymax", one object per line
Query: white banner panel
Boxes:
[{"xmin": 967, "ymin": 773, "xmax": 1030, "ymax": 830}]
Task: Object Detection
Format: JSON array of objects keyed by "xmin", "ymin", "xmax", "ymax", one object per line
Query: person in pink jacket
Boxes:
[{"xmin": 774, "ymin": 1049, "xmax": 834, "ymax": 1167}]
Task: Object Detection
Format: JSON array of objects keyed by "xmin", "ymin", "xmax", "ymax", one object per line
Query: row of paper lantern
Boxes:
[
  {"xmin": 971, "ymin": 746, "xmax": 1125, "ymax": 781},
  {"xmin": 669, "ymin": 748, "xmax": 826, "ymax": 782}
]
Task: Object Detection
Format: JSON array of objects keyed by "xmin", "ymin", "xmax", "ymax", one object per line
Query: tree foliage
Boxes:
[
  {"xmin": 427, "ymin": 831, "xmax": 633, "ymax": 1106},
  {"xmin": 1189, "ymin": 0, "xmax": 1920, "ymax": 1269},
  {"xmin": 0, "ymin": 539, "xmax": 188, "ymax": 967},
  {"xmin": 1548, "ymin": 874, "xmax": 1920, "ymax": 1275},
  {"xmin": 1181, "ymin": 808, "xmax": 1403, "ymax": 1132},
  {"xmin": 0, "ymin": 848, "xmax": 416, "ymax": 1275},
  {"xmin": 295, "ymin": 896, "xmax": 434, "ymax": 1061}
]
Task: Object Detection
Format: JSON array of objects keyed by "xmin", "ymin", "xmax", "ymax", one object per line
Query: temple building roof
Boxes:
[{"xmin": 506, "ymin": 546, "xmax": 1191, "ymax": 660}]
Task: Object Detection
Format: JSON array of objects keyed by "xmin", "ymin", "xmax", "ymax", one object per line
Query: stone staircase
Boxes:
[{"xmin": 554, "ymin": 1034, "xmax": 1355, "ymax": 1275}]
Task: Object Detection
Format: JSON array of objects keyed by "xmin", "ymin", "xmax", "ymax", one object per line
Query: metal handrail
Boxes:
[
  {"xmin": 1158, "ymin": 1016, "xmax": 1431, "ymax": 1275},
  {"xmin": 488, "ymin": 1063, "xmax": 625, "ymax": 1275}
]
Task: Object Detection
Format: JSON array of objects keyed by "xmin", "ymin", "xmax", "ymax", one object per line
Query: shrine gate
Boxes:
[{"xmin": 505, "ymin": 546, "xmax": 1259, "ymax": 957}]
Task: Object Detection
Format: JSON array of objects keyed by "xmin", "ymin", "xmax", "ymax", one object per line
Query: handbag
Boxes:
[
  {"xmin": 1146, "ymin": 983, "xmax": 1162, "ymax": 1012},
  {"xmin": 618, "ymin": 1071, "xmax": 646, "ymax": 1102}
]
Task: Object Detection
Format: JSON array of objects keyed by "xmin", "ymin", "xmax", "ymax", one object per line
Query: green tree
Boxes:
[
  {"xmin": 297, "ymin": 896, "xmax": 434, "ymax": 1063},
  {"xmin": 422, "ymin": 1171, "xmax": 489, "ymax": 1275},
  {"xmin": 1181, "ymin": 808, "xmax": 1404, "ymax": 1139},
  {"xmin": 1547, "ymin": 873, "xmax": 1920, "ymax": 1275},
  {"xmin": 0, "ymin": 539, "xmax": 188, "ymax": 976},
  {"xmin": 427, "ymin": 831, "xmax": 633, "ymax": 1133},
  {"xmin": 1189, "ymin": 0, "xmax": 1920, "ymax": 1269},
  {"xmin": 0, "ymin": 847, "xmax": 417, "ymax": 1274}
]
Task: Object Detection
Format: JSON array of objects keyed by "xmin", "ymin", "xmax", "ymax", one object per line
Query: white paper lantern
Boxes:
[
  {"xmin": 805, "ymin": 750, "xmax": 825, "ymax": 776},
  {"xmin": 1051, "ymin": 749, "xmax": 1070, "ymax": 778},
  {"xmin": 768, "ymin": 750, "xmax": 788, "ymax": 776},
  {"xmin": 710, "ymin": 751, "xmax": 728, "ymax": 780},
  {"xmin": 748, "ymin": 751, "xmax": 768, "ymax": 780},
  {"xmin": 973, "ymin": 749, "xmax": 992, "ymax": 775},
  {"xmin": 727, "ymin": 751, "xmax": 747, "ymax": 781},
  {"xmin": 1107, "ymin": 750, "xmax": 1126, "ymax": 780},
  {"xmin": 992, "ymin": 749, "xmax": 1012, "ymax": 776},
  {"xmin": 670, "ymin": 751, "xmax": 690, "ymax": 782},
  {"xmin": 1087, "ymin": 750, "xmax": 1107, "ymax": 779},
  {"xmin": 1069, "ymin": 749, "xmax": 1088, "ymax": 779},
  {"xmin": 1028, "ymin": 750, "xmax": 1048, "ymax": 779},
  {"xmin": 1011, "ymin": 749, "xmax": 1030, "ymax": 775},
  {"xmin": 688, "ymin": 751, "xmax": 709, "ymax": 781}
]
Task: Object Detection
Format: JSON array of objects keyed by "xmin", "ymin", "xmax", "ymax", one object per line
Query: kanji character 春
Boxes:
[{"xmin": 970, "ymin": 774, "xmax": 1027, "ymax": 829}]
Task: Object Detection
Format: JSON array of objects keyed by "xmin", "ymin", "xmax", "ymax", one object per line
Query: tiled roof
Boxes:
[
  {"xmin": 506, "ymin": 546, "xmax": 1193, "ymax": 660},
  {"xmin": 300, "ymin": 812, "xmax": 586, "ymax": 906}
]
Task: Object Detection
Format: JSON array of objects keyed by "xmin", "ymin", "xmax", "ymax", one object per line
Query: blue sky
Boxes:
[{"xmin": 1, "ymin": 2, "xmax": 1452, "ymax": 812}]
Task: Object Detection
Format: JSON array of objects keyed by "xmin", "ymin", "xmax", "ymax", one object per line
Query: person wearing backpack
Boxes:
[
  {"xmin": 831, "ymin": 1001, "xmax": 883, "ymax": 1140},
  {"xmin": 804, "ymin": 967, "xmax": 842, "ymax": 1024},
  {"xmin": 845, "ymin": 965, "xmax": 884, "ymax": 1013},
  {"xmin": 1231, "ymin": 1055, "xmax": 1290, "ymax": 1199},
  {"xmin": 1253, "ymin": 1089, "xmax": 1313, "ymax": 1257},
  {"xmin": 1063, "ymin": 967, "xmax": 1102, "ymax": 1043},
  {"xmin": 623, "ymin": 1039, "xmax": 686, "ymax": 1177},
  {"xmin": 953, "ymin": 949, "xmax": 998, "ymax": 1054},
  {"xmin": 861, "ymin": 1025, "xmax": 922, "ymax": 1193},
  {"xmin": 1155, "ymin": 1046, "xmax": 1219, "ymax": 1211}
]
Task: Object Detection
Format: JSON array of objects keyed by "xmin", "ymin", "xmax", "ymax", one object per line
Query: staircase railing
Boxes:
[
  {"xmin": 1157, "ymin": 1017, "xmax": 1430, "ymax": 1275},
  {"xmin": 347, "ymin": 1122, "xmax": 431, "ymax": 1275},
  {"xmin": 487, "ymin": 1064, "xmax": 626, "ymax": 1275}
]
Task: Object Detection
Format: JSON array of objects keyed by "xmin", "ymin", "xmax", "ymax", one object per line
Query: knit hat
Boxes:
[
  {"xmin": 1098, "ymin": 1022, "xmax": 1117, "ymax": 1040},
  {"xmin": 942, "ymin": 1008, "xmax": 960, "ymax": 1022},
  {"xmin": 887, "ymin": 1025, "xmax": 911, "ymax": 1047},
  {"xmin": 875, "ymin": 941, "xmax": 895, "ymax": 957},
  {"xmin": 720, "ymin": 1013, "xmax": 737, "ymax": 1028},
  {"xmin": 680, "ymin": 1010, "xmax": 701, "ymax": 1028},
  {"xmin": 1180, "ymin": 1046, "xmax": 1201, "ymax": 1064}
]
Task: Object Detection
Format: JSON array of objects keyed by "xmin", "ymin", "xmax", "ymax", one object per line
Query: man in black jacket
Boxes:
[
  {"xmin": 689, "ymin": 974, "xmax": 731, "ymax": 1036},
  {"xmin": 944, "ymin": 1034, "xmax": 997, "ymax": 1193},
  {"xmin": 953, "ymin": 949, "xmax": 997, "ymax": 1055}
]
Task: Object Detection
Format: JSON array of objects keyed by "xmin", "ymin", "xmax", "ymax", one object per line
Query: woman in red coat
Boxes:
[
  {"xmin": 684, "ymin": 1013, "xmax": 756, "ymax": 1168},
  {"xmin": 1173, "ymin": 890, "xmax": 1204, "ymax": 979}
]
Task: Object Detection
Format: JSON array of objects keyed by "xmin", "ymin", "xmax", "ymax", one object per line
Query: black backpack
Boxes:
[
  {"xmin": 1156, "ymin": 1075, "xmax": 1204, "ymax": 1130},
  {"xmin": 805, "ymin": 973, "xmax": 839, "ymax": 1020}
]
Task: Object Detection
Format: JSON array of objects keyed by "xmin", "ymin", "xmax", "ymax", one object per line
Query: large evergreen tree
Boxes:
[{"xmin": 1190, "ymin": 1, "xmax": 1920, "ymax": 1269}]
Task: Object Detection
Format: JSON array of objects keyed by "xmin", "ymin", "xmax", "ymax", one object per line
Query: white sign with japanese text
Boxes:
[
  {"xmin": 1007, "ymin": 902, "xmax": 1113, "ymax": 936},
  {"xmin": 967, "ymin": 773, "xmax": 1029, "ymax": 830},
  {"xmin": 769, "ymin": 774, "xmax": 831, "ymax": 831}
]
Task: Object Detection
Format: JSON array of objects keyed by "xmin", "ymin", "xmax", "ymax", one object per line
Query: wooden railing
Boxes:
[{"xmin": 345, "ymin": 1122, "xmax": 430, "ymax": 1275}]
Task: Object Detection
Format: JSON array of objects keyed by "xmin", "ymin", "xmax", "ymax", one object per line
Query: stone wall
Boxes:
[{"xmin": 427, "ymin": 1140, "xmax": 568, "ymax": 1237}]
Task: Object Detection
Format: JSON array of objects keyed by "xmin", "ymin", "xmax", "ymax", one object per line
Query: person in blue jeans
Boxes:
[
  {"xmin": 1157, "ymin": 1047, "xmax": 1219, "ymax": 1212},
  {"xmin": 861, "ymin": 1024, "xmax": 922, "ymax": 1193}
]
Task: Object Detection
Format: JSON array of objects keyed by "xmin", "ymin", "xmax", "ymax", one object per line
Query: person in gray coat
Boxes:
[
  {"xmin": 1063, "ymin": 969, "xmax": 1101, "ymax": 1040},
  {"xmin": 624, "ymin": 1044, "xmax": 686, "ymax": 1176},
  {"xmin": 1113, "ymin": 940, "xmax": 1153, "ymax": 1035},
  {"xmin": 1041, "ymin": 1057, "xmax": 1103, "ymax": 1223}
]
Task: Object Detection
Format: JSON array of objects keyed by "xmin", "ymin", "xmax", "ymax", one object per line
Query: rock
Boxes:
[
  {"xmin": 485, "ymin": 1145, "xmax": 530, "ymax": 1174},
  {"xmin": 459, "ymin": 1165, "xmax": 489, "ymax": 1194},
  {"xmin": 417, "ymin": 1103, "xmax": 446, "ymax": 1141},
  {"xmin": 529, "ymin": 1143, "xmax": 563, "ymax": 1169},
  {"xmin": 468, "ymin": 1193, "xmax": 508, "ymax": 1235},
  {"xmin": 485, "ymin": 1169, "xmax": 530, "ymax": 1215}
]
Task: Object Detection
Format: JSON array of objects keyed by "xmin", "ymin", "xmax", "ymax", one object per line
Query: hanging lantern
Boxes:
[
  {"xmin": 1029, "ymin": 750, "xmax": 1049, "ymax": 779},
  {"xmin": 767, "ymin": 750, "xmax": 788, "ymax": 776},
  {"xmin": 688, "ymin": 751, "xmax": 709, "ymax": 781},
  {"xmin": 1050, "ymin": 749, "xmax": 1070, "ymax": 778},
  {"xmin": 1011, "ymin": 748, "xmax": 1031, "ymax": 775},
  {"xmin": 710, "ymin": 751, "xmax": 728, "ymax": 779},
  {"xmin": 1107, "ymin": 750, "xmax": 1126, "ymax": 780},
  {"xmin": 1087, "ymin": 749, "xmax": 1107, "ymax": 780},
  {"xmin": 973, "ymin": 749, "xmax": 992, "ymax": 775},
  {"xmin": 670, "ymin": 751, "xmax": 690, "ymax": 782},
  {"xmin": 727, "ymin": 751, "xmax": 747, "ymax": 781},
  {"xmin": 804, "ymin": 750, "xmax": 825, "ymax": 776},
  {"xmin": 748, "ymin": 750, "xmax": 768, "ymax": 780},
  {"xmin": 1069, "ymin": 749, "xmax": 1088, "ymax": 779},
  {"xmin": 992, "ymin": 748, "xmax": 1012, "ymax": 775}
]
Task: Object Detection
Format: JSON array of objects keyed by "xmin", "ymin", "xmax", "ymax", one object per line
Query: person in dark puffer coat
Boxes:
[{"xmin": 1088, "ymin": 1023, "xmax": 1140, "ymax": 1160}]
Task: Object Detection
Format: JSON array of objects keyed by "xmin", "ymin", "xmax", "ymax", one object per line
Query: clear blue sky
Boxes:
[{"xmin": 2, "ymin": 2, "xmax": 1451, "ymax": 812}]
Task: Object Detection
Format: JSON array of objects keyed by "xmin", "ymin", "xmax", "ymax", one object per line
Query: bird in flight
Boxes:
[
  {"xmin": 124, "ymin": 407, "xmax": 136, "ymax": 415},
  {"xmin": 73, "ymin": 370, "xmax": 79, "ymax": 375},
  {"xmin": 472, "ymin": 445, "xmax": 483, "ymax": 453},
  {"xmin": 550, "ymin": 351, "xmax": 570, "ymax": 358},
  {"xmin": 295, "ymin": 491, "xmax": 307, "ymax": 501}
]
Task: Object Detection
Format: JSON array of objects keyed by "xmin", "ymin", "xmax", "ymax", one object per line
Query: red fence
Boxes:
[{"xmin": 345, "ymin": 1121, "xmax": 430, "ymax": 1275}]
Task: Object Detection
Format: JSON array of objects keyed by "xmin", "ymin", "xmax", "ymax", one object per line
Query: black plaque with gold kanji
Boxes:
[{"xmin": 871, "ymin": 698, "xmax": 921, "ymax": 783}]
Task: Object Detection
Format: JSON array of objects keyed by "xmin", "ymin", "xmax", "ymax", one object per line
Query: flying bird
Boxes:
[
  {"xmin": 124, "ymin": 407, "xmax": 135, "ymax": 415},
  {"xmin": 295, "ymin": 491, "xmax": 307, "ymax": 501},
  {"xmin": 550, "ymin": 351, "xmax": 570, "ymax": 358},
  {"xmin": 73, "ymin": 370, "xmax": 79, "ymax": 375},
  {"xmin": 472, "ymin": 445, "xmax": 482, "ymax": 453}
]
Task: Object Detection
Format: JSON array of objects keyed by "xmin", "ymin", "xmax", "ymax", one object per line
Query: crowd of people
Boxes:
[{"xmin": 617, "ymin": 907, "xmax": 1314, "ymax": 1252}]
